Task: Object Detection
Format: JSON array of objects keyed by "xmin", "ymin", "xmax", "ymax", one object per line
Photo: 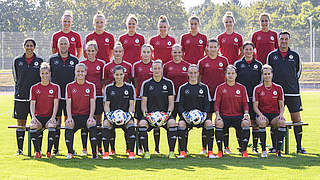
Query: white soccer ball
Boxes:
[
  {"xmin": 146, "ymin": 111, "xmax": 168, "ymax": 127},
  {"xmin": 111, "ymin": 109, "xmax": 127, "ymax": 126},
  {"xmin": 185, "ymin": 109, "xmax": 206, "ymax": 125}
]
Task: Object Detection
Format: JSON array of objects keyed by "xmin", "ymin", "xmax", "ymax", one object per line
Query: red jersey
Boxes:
[
  {"xmin": 217, "ymin": 32, "xmax": 243, "ymax": 65},
  {"xmin": 181, "ymin": 32, "xmax": 207, "ymax": 64},
  {"xmin": 150, "ymin": 34, "xmax": 176, "ymax": 64},
  {"xmin": 103, "ymin": 60, "xmax": 132, "ymax": 84},
  {"xmin": 81, "ymin": 59, "xmax": 105, "ymax": 97},
  {"xmin": 30, "ymin": 82, "xmax": 60, "ymax": 117},
  {"xmin": 253, "ymin": 83, "xmax": 284, "ymax": 114},
  {"xmin": 214, "ymin": 82, "xmax": 249, "ymax": 116},
  {"xmin": 198, "ymin": 55, "xmax": 229, "ymax": 98},
  {"xmin": 251, "ymin": 30, "xmax": 278, "ymax": 64},
  {"xmin": 132, "ymin": 60, "xmax": 153, "ymax": 99},
  {"xmin": 66, "ymin": 81, "xmax": 96, "ymax": 115},
  {"xmin": 163, "ymin": 60, "xmax": 190, "ymax": 98},
  {"xmin": 119, "ymin": 33, "xmax": 145, "ymax": 64},
  {"xmin": 84, "ymin": 31, "xmax": 115, "ymax": 63},
  {"xmin": 51, "ymin": 30, "xmax": 82, "ymax": 56}
]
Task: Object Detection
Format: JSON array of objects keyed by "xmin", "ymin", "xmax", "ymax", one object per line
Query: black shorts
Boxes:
[
  {"xmin": 171, "ymin": 102, "xmax": 179, "ymax": 120},
  {"xmin": 248, "ymin": 99, "xmax": 256, "ymax": 121},
  {"xmin": 263, "ymin": 113, "xmax": 279, "ymax": 124},
  {"xmin": 36, "ymin": 116, "xmax": 52, "ymax": 128},
  {"xmin": 284, "ymin": 96, "xmax": 303, "ymax": 113},
  {"xmin": 57, "ymin": 99, "xmax": 67, "ymax": 117},
  {"xmin": 134, "ymin": 100, "xmax": 143, "ymax": 120},
  {"xmin": 95, "ymin": 97, "xmax": 104, "ymax": 115},
  {"xmin": 141, "ymin": 115, "xmax": 173, "ymax": 132},
  {"xmin": 73, "ymin": 115, "xmax": 89, "ymax": 132},
  {"xmin": 13, "ymin": 100, "xmax": 30, "ymax": 120},
  {"xmin": 179, "ymin": 119, "xmax": 209, "ymax": 129},
  {"xmin": 221, "ymin": 115, "xmax": 242, "ymax": 130},
  {"xmin": 209, "ymin": 101, "xmax": 215, "ymax": 113}
]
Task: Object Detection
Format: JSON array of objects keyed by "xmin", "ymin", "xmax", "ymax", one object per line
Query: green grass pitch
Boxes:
[{"xmin": 0, "ymin": 92, "xmax": 319, "ymax": 179}]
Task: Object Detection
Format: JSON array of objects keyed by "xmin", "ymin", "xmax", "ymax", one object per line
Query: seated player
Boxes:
[
  {"xmin": 253, "ymin": 64, "xmax": 286, "ymax": 157},
  {"xmin": 29, "ymin": 62, "xmax": 60, "ymax": 158},
  {"xmin": 138, "ymin": 60, "xmax": 177, "ymax": 159},
  {"xmin": 64, "ymin": 63, "xmax": 98, "ymax": 159},
  {"xmin": 176, "ymin": 64, "xmax": 214, "ymax": 158},
  {"xmin": 101, "ymin": 65, "xmax": 136, "ymax": 160},
  {"xmin": 214, "ymin": 65, "xmax": 251, "ymax": 158}
]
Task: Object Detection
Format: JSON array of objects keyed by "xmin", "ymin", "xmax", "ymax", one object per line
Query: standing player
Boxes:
[
  {"xmin": 253, "ymin": 64, "xmax": 286, "ymax": 157},
  {"xmin": 65, "ymin": 63, "xmax": 98, "ymax": 159},
  {"xmin": 51, "ymin": 10, "xmax": 82, "ymax": 59},
  {"xmin": 217, "ymin": 11, "xmax": 244, "ymax": 65},
  {"xmin": 267, "ymin": 31, "xmax": 306, "ymax": 154},
  {"xmin": 251, "ymin": 13, "xmax": 278, "ymax": 64},
  {"xmin": 176, "ymin": 65, "xmax": 214, "ymax": 158},
  {"xmin": 119, "ymin": 14, "xmax": 145, "ymax": 65},
  {"xmin": 138, "ymin": 60, "xmax": 177, "ymax": 159},
  {"xmin": 49, "ymin": 36, "xmax": 79, "ymax": 155},
  {"xmin": 81, "ymin": 41, "xmax": 105, "ymax": 156},
  {"xmin": 13, "ymin": 38, "xmax": 43, "ymax": 155},
  {"xmin": 180, "ymin": 16, "xmax": 207, "ymax": 64},
  {"xmin": 102, "ymin": 65, "xmax": 136, "ymax": 160},
  {"xmin": 198, "ymin": 38, "xmax": 228, "ymax": 154},
  {"xmin": 234, "ymin": 42, "xmax": 263, "ymax": 154},
  {"xmin": 84, "ymin": 11, "xmax": 115, "ymax": 63},
  {"xmin": 214, "ymin": 65, "xmax": 251, "ymax": 158},
  {"xmin": 29, "ymin": 62, "xmax": 60, "ymax": 158},
  {"xmin": 149, "ymin": 15, "xmax": 176, "ymax": 64},
  {"xmin": 132, "ymin": 44, "xmax": 154, "ymax": 154}
]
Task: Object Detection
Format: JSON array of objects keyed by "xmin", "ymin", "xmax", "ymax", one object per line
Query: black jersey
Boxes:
[
  {"xmin": 141, "ymin": 77, "xmax": 175, "ymax": 112},
  {"xmin": 13, "ymin": 53, "xmax": 43, "ymax": 100},
  {"xmin": 234, "ymin": 58, "xmax": 262, "ymax": 98},
  {"xmin": 49, "ymin": 53, "xmax": 79, "ymax": 99},
  {"xmin": 267, "ymin": 48, "xmax": 302, "ymax": 96},
  {"xmin": 176, "ymin": 82, "xmax": 211, "ymax": 115},
  {"xmin": 104, "ymin": 82, "xmax": 136, "ymax": 112}
]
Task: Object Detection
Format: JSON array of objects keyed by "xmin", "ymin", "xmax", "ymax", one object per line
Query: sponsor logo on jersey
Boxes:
[
  {"xmin": 71, "ymin": 37, "xmax": 75, "ymax": 41},
  {"xmin": 222, "ymin": 88, "xmax": 227, "ymax": 93},
  {"xmin": 105, "ymin": 38, "xmax": 109, "ymax": 43},
  {"xmin": 270, "ymin": 36, "xmax": 274, "ymax": 41},
  {"xmin": 124, "ymin": 40, "xmax": 128, "ymax": 44},
  {"xmin": 273, "ymin": 91, "xmax": 277, "ymax": 95},
  {"xmin": 36, "ymin": 89, "xmax": 41, "ymax": 94},
  {"xmin": 222, "ymin": 38, "xmax": 226, "ymax": 43},
  {"xmin": 110, "ymin": 91, "xmax": 115, "ymax": 96},
  {"xmin": 163, "ymin": 85, "xmax": 167, "ymax": 90},
  {"xmin": 260, "ymin": 91, "xmax": 265, "ymax": 96},
  {"xmin": 54, "ymin": 60, "xmax": 59, "ymax": 65},
  {"xmin": 289, "ymin": 55, "xmax": 294, "ymax": 59},
  {"xmin": 257, "ymin": 36, "xmax": 261, "ymax": 40},
  {"xmin": 199, "ymin": 89, "xmax": 203, "ymax": 94},
  {"xmin": 199, "ymin": 39, "xmax": 203, "ymax": 44},
  {"xmin": 34, "ymin": 62, "xmax": 39, "ymax": 66},
  {"xmin": 124, "ymin": 90, "xmax": 129, "ymax": 95},
  {"xmin": 123, "ymin": 67, "xmax": 127, "ymax": 72},
  {"xmin": 185, "ymin": 89, "xmax": 190, "ymax": 94},
  {"xmin": 156, "ymin": 41, "xmax": 160, "ymax": 45},
  {"xmin": 70, "ymin": 61, "xmax": 74, "ymax": 65},
  {"xmin": 253, "ymin": 64, "xmax": 258, "ymax": 69},
  {"xmin": 135, "ymin": 39, "xmax": 139, "ymax": 43},
  {"xmin": 236, "ymin": 90, "xmax": 240, "ymax": 94},
  {"xmin": 182, "ymin": 67, "xmax": 187, "ymax": 71},
  {"xmin": 219, "ymin": 62, "xmax": 223, "ymax": 67},
  {"xmin": 186, "ymin": 39, "xmax": 190, "ymax": 44},
  {"xmin": 273, "ymin": 55, "xmax": 278, "ymax": 60},
  {"xmin": 205, "ymin": 63, "xmax": 210, "ymax": 68},
  {"xmin": 96, "ymin": 66, "xmax": 101, "ymax": 71},
  {"xmin": 49, "ymin": 89, "xmax": 54, "ymax": 94},
  {"xmin": 168, "ymin": 41, "xmax": 172, "ymax": 46},
  {"xmin": 150, "ymin": 67, "xmax": 153, "ymax": 72},
  {"xmin": 149, "ymin": 85, "xmax": 154, "ymax": 91},
  {"xmin": 234, "ymin": 38, "xmax": 238, "ymax": 42},
  {"xmin": 18, "ymin": 62, "xmax": 23, "ymax": 66},
  {"xmin": 72, "ymin": 89, "xmax": 77, "ymax": 93},
  {"xmin": 168, "ymin": 66, "xmax": 173, "ymax": 71},
  {"xmin": 85, "ymin": 89, "xmax": 90, "ymax": 93}
]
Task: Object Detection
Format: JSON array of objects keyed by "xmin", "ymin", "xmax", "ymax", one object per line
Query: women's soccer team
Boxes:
[{"xmin": 13, "ymin": 10, "xmax": 306, "ymax": 159}]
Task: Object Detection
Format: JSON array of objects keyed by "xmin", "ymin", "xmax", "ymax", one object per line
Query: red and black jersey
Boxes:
[
  {"xmin": 132, "ymin": 60, "xmax": 153, "ymax": 99},
  {"xmin": 66, "ymin": 81, "xmax": 96, "ymax": 115},
  {"xmin": 103, "ymin": 60, "xmax": 132, "ymax": 84},
  {"xmin": 150, "ymin": 34, "xmax": 176, "ymax": 64},
  {"xmin": 253, "ymin": 83, "xmax": 284, "ymax": 114},
  {"xmin": 181, "ymin": 32, "xmax": 207, "ymax": 64},
  {"xmin": 217, "ymin": 32, "xmax": 243, "ymax": 65},
  {"xmin": 119, "ymin": 33, "xmax": 145, "ymax": 65},
  {"xmin": 81, "ymin": 59, "xmax": 105, "ymax": 97},
  {"xmin": 30, "ymin": 82, "xmax": 60, "ymax": 117},
  {"xmin": 13, "ymin": 53, "xmax": 43, "ymax": 100},
  {"xmin": 51, "ymin": 30, "xmax": 82, "ymax": 56},
  {"xmin": 163, "ymin": 60, "xmax": 189, "ymax": 100},
  {"xmin": 84, "ymin": 31, "xmax": 115, "ymax": 63},
  {"xmin": 214, "ymin": 82, "xmax": 249, "ymax": 116},
  {"xmin": 49, "ymin": 53, "xmax": 79, "ymax": 99},
  {"xmin": 251, "ymin": 30, "xmax": 278, "ymax": 64},
  {"xmin": 198, "ymin": 55, "xmax": 228, "ymax": 99}
]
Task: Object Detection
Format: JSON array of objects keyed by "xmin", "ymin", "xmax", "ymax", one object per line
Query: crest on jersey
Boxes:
[
  {"xmin": 49, "ymin": 89, "xmax": 54, "ymax": 94},
  {"xmin": 124, "ymin": 90, "xmax": 129, "ymax": 95},
  {"xmin": 70, "ymin": 61, "xmax": 74, "ymax": 65},
  {"xmin": 234, "ymin": 38, "xmax": 238, "ymax": 42},
  {"xmin": 199, "ymin": 39, "xmax": 203, "ymax": 44},
  {"xmin": 150, "ymin": 67, "xmax": 153, "ymax": 72},
  {"xmin": 273, "ymin": 91, "xmax": 277, "ymax": 95},
  {"xmin": 85, "ymin": 88, "xmax": 90, "ymax": 93},
  {"xmin": 260, "ymin": 91, "xmax": 265, "ymax": 96},
  {"xmin": 219, "ymin": 62, "xmax": 223, "ymax": 67},
  {"xmin": 257, "ymin": 36, "xmax": 261, "ymax": 40},
  {"xmin": 270, "ymin": 36, "xmax": 274, "ymax": 41},
  {"xmin": 149, "ymin": 85, "xmax": 154, "ymax": 91},
  {"xmin": 96, "ymin": 66, "xmax": 101, "ymax": 71},
  {"xmin": 163, "ymin": 85, "xmax": 167, "ymax": 90},
  {"xmin": 199, "ymin": 89, "xmax": 203, "ymax": 94},
  {"xmin": 182, "ymin": 67, "xmax": 187, "ymax": 71},
  {"xmin": 105, "ymin": 38, "xmax": 109, "ymax": 43},
  {"xmin": 110, "ymin": 91, "xmax": 115, "ymax": 96},
  {"xmin": 34, "ymin": 62, "xmax": 39, "ymax": 66},
  {"xmin": 289, "ymin": 55, "xmax": 293, "ymax": 59},
  {"xmin": 274, "ymin": 56, "xmax": 278, "ymax": 60},
  {"xmin": 123, "ymin": 67, "xmax": 127, "ymax": 72},
  {"xmin": 185, "ymin": 89, "xmax": 190, "ymax": 94},
  {"xmin": 168, "ymin": 41, "xmax": 172, "ymax": 46},
  {"xmin": 36, "ymin": 89, "xmax": 41, "ymax": 94},
  {"xmin": 71, "ymin": 37, "xmax": 75, "ymax": 41},
  {"xmin": 135, "ymin": 39, "xmax": 139, "ymax": 43},
  {"xmin": 54, "ymin": 60, "xmax": 59, "ymax": 65},
  {"xmin": 253, "ymin": 64, "xmax": 258, "ymax": 69},
  {"xmin": 186, "ymin": 39, "xmax": 190, "ymax": 44},
  {"xmin": 18, "ymin": 62, "xmax": 23, "ymax": 66},
  {"xmin": 236, "ymin": 90, "xmax": 240, "ymax": 94},
  {"xmin": 72, "ymin": 89, "xmax": 77, "ymax": 93},
  {"xmin": 222, "ymin": 38, "xmax": 226, "ymax": 43}
]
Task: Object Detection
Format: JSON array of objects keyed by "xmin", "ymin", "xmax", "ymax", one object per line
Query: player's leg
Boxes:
[
  {"xmin": 95, "ymin": 98, "xmax": 104, "ymax": 155},
  {"xmin": 138, "ymin": 119, "xmax": 150, "ymax": 159},
  {"xmin": 204, "ymin": 120, "xmax": 215, "ymax": 158},
  {"xmin": 101, "ymin": 119, "xmax": 113, "ymax": 159},
  {"xmin": 153, "ymin": 127, "xmax": 160, "ymax": 154},
  {"xmin": 166, "ymin": 118, "xmax": 177, "ymax": 158},
  {"xmin": 30, "ymin": 117, "xmax": 42, "ymax": 158},
  {"xmin": 64, "ymin": 117, "xmax": 75, "ymax": 159},
  {"xmin": 87, "ymin": 116, "xmax": 98, "ymax": 159},
  {"xmin": 125, "ymin": 120, "xmax": 136, "ymax": 159},
  {"xmin": 271, "ymin": 116, "xmax": 286, "ymax": 157},
  {"xmin": 240, "ymin": 117, "xmax": 251, "ymax": 157},
  {"xmin": 45, "ymin": 117, "xmax": 57, "ymax": 158},
  {"xmin": 134, "ymin": 100, "xmax": 143, "ymax": 154},
  {"xmin": 53, "ymin": 99, "xmax": 65, "ymax": 155},
  {"xmin": 256, "ymin": 114, "xmax": 269, "ymax": 157},
  {"xmin": 177, "ymin": 120, "xmax": 187, "ymax": 158},
  {"xmin": 214, "ymin": 117, "xmax": 225, "ymax": 158},
  {"xmin": 13, "ymin": 101, "xmax": 29, "ymax": 155}
]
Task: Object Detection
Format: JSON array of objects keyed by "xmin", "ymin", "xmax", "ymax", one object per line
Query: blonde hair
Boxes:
[
  {"xmin": 152, "ymin": 59, "xmax": 163, "ymax": 67},
  {"xmin": 261, "ymin": 64, "xmax": 273, "ymax": 73},
  {"xmin": 126, "ymin": 14, "xmax": 138, "ymax": 25},
  {"xmin": 86, "ymin": 40, "xmax": 98, "ymax": 51},
  {"xmin": 172, "ymin": 43, "xmax": 182, "ymax": 50},
  {"xmin": 225, "ymin": 64, "xmax": 237, "ymax": 74},
  {"xmin": 223, "ymin": 11, "xmax": 235, "ymax": 23},
  {"xmin": 141, "ymin": 44, "xmax": 154, "ymax": 53},
  {"xmin": 75, "ymin": 63, "xmax": 88, "ymax": 71},
  {"xmin": 61, "ymin": 10, "xmax": 73, "ymax": 21},
  {"xmin": 114, "ymin": 42, "xmax": 123, "ymax": 50},
  {"xmin": 158, "ymin": 15, "xmax": 169, "ymax": 27},
  {"xmin": 188, "ymin": 64, "xmax": 198, "ymax": 71},
  {"xmin": 93, "ymin": 11, "xmax": 105, "ymax": 24},
  {"xmin": 259, "ymin": 12, "xmax": 270, "ymax": 21},
  {"xmin": 40, "ymin": 62, "xmax": 50, "ymax": 71}
]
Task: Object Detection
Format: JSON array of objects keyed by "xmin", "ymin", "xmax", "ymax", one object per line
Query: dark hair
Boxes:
[
  {"xmin": 113, "ymin": 65, "xmax": 125, "ymax": 74},
  {"xmin": 243, "ymin": 41, "xmax": 255, "ymax": 49},
  {"xmin": 207, "ymin": 38, "xmax": 219, "ymax": 46},
  {"xmin": 188, "ymin": 15, "xmax": 200, "ymax": 23},
  {"xmin": 279, "ymin": 31, "xmax": 290, "ymax": 39},
  {"xmin": 158, "ymin": 15, "xmax": 169, "ymax": 26},
  {"xmin": 23, "ymin": 38, "xmax": 36, "ymax": 47}
]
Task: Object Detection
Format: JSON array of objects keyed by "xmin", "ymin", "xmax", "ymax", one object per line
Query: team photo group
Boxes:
[{"xmin": 13, "ymin": 9, "xmax": 306, "ymax": 160}]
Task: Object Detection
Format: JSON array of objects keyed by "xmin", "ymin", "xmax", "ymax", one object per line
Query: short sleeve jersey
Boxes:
[
  {"xmin": 132, "ymin": 60, "xmax": 153, "ymax": 99},
  {"xmin": 214, "ymin": 82, "xmax": 249, "ymax": 116},
  {"xmin": 253, "ymin": 83, "xmax": 284, "ymax": 114},
  {"xmin": 141, "ymin": 78, "xmax": 175, "ymax": 112},
  {"xmin": 198, "ymin": 55, "xmax": 228, "ymax": 98},
  {"xmin": 66, "ymin": 81, "xmax": 96, "ymax": 115},
  {"xmin": 103, "ymin": 60, "xmax": 132, "ymax": 84},
  {"xmin": 84, "ymin": 31, "xmax": 115, "ymax": 63},
  {"xmin": 150, "ymin": 34, "xmax": 176, "ymax": 64},
  {"xmin": 119, "ymin": 33, "xmax": 145, "ymax": 65},
  {"xmin": 30, "ymin": 82, "xmax": 60, "ymax": 117},
  {"xmin": 104, "ymin": 82, "xmax": 136, "ymax": 112},
  {"xmin": 51, "ymin": 30, "xmax": 82, "ymax": 56},
  {"xmin": 217, "ymin": 32, "xmax": 243, "ymax": 65},
  {"xmin": 251, "ymin": 30, "xmax": 278, "ymax": 64},
  {"xmin": 181, "ymin": 32, "xmax": 207, "ymax": 64},
  {"xmin": 81, "ymin": 59, "xmax": 105, "ymax": 97}
]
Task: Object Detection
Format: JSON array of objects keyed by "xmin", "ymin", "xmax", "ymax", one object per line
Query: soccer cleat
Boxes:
[
  {"xmin": 126, "ymin": 149, "xmax": 130, "ymax": 155},
  {"xmin": 276, "ymin": 151, "xmax": 282, "ymax": 157},
  {"xmin": 103, "ymin": 152, "xmax": 110, "ymax": 159},
  {"xmin": 144, "ymin": 152, "xmax": 151, "ymax": 159},
  {"xmin": 154, "ymin": 150, "xmax": 161, "ymax": 154},
  {"xmin": 46, "ymin": 152, "xmax": 51, "ymax": 158},
  {"xmin": 216, "ymin": 151, "xmax": 223, "ymax": 158},
  {"xmin": 168, "ymin": 151, "xmax": 175, "ymax": 159},
  {"xmin": 128, "ymin": 152, "xmax": 135, "ymax": 160},
  {"xmin": 208, "ymin": 151, "xmax": 215, "ymax": 159},
  {"xmin": 224, "ymin": 147, "xmax": 232, "ymax": 154},
  {"xmin": 92, "ymin": 153, "xmax": 98, "ymax": 159},
  {"xmin": 16, "ymin": 149, "xmax": 24, "ymax": 156},
  {"xmin": 177, "ymin": 151, "xmax": 186, "ymax": 159},
  {"xmin": 81, "ymin": 149, "xmax": 88, "ymax": 156},
  {"xmin": 34, "ymin": 152, "xmax": 42, "ymax": 159},
  {"xmin": 66, "ymin": 153, "xmax": 73, "ymax": 159},
  {"xmin": 53, "ymin": 149, "xmax": 59, "ymax": 156},
  {"xmin": 110, "ymin": 149, "xmax": 116, "ymax": 155},
  {"xmin": 261, "ymin": 151, "xmax": 268, "ymax": 158},
  {"xmin": 297, "ymin": 148, "xmax": 307, "ymax": 154},
  {"xmin": 242, "ymin": 150, "xmax": 249, "ymax": 158},
  {"xmin": 252, "ymin": 148, "xmax": 259, "ymax": 154},
  {"xmin": 98, "ymin": 148, "xmax": 103, "ymax": 156},
  {"xmin": 199, "ymin": 148, "xmax": 207, "ymax": 154},
  {"xmin": 138, "ymin": 149, "xmax": 143, "ymax": 155},
  {"xmin": 268, "ymin": 147, "xmax": 276, "ymax": 153}
]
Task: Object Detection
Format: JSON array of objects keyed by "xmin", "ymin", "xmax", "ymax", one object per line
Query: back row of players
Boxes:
[{"xmin": 13, "ymin": 10, "xmax": 305, "ymax": 159}]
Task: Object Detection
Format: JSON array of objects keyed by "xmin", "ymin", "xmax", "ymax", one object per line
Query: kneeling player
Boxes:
[
  {"xmin": 30, "ymin": 62, "xmax": 60, "ymax": 158},
  {"xmin": 176, "ymin": 64, "xmax": 214, "ymax": 158},
  {"xmin": 102, "ymin": 65, "xmax": 136, "ymax": 159},
  {"xmin": 64, "ymin": 63, "xmax": 98, "ymax": 159},
  {"xmin": 214, "ymin": 65, "xmax": 251, "ymax": 158},
  {"xmin": 253, "ymin": 64, "xmax": 286, "ymax": 157}
]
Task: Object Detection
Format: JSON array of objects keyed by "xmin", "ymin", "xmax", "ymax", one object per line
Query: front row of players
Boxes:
[{"xmin": 30, "ymin": 60, "xmax": 286, "ymax": 159}]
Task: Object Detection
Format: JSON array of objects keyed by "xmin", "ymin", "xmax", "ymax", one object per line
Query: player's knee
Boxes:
[
  {"xmin": 241, "ymin": 120, "xmax": 250, "ymax": 128},
  {"xmin": 257, "ymin": 119, "xmax": 267, "ymax": 128},
  {"xmin": 65, "ymin": 120, "xmax": 74, "ymax": 129},
  {"xmin": 178, "ymin": 120, "xmax": 186, "ymax": 128},
  {"xmin": 87, "ymin": 119, "xmax": 96, "ymax": 128},
  {"xmin": 204, "ymin": 120, "xmax": 213, "ymax": 127},
  {"xmin": 278, "ymin": 119, "xmax": 286, "ymax": 127},
  {"xmin": 167, "ymin": 119, "xmax": 177, "ymax": 127},
  {"xmin": 138, "ymin": 120, "xmax": 148, "ymax": 127},
  {"xmin": 215, "ymin": 120, "xmax": 224, "ymax": 128}
]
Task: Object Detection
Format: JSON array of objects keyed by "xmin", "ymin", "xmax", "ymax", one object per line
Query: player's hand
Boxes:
[
  {"xmin": 243, "ymin": 113, "xmax": 250, "ymax": 121},
  {"xmin": 257, "ymin": 114, "xmax": 267, "ymax": 122},
  {"xmin": 87, "ymin": 116, "xmax": 96, "ymax": 124},
  {"xmin": 215, "ymin": 116, "xmax": 222, "ymax": 121},
  {"xmin": 277, "ymin": 114, "xmax": 285, "ymax": 121},
  {"xmin": 30, "ymin": 116, "xmax": 39, "ymax": 125}
]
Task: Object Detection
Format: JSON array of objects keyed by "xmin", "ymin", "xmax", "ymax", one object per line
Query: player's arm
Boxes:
[
  {"xmin": 66, "ymin": 98, "xmax": 73, "ymax": 121},
  {"xmin": 168, "ymin": 95, "xmax": 174, "ymax": 112},
  {"xmin": 176, "ymin": 86, "xmax": 185, "ymax": 115},
  {"xmin": 141, "ymin": 96, "xmax": 148, "ymax": 114},
  {"xmin": 76, "ymin": 48, "xmax": 82, "ymax": 59},
  {"xmin": 239, "ymin": 46, "xmax": 244, "ymax": 59},
  {"xmin": 104, "ymin": 101, "xmax": 110, "ymax": 113},
  {"xmin": 89, "ymin": 98, "xmax": 95, "ymax": 120},
  {"xmin": 50, "ymin": 98, "xmax": 59, "ymax": 121},
  {"xmin": 30, "ymin": 100, "xmax": 37, "ymax": 122},
  {"xmin": 129, "ymin": 100, "xmax": 134, "ymax": 113},
  {"xmin": 278, "ymin": 100, "xmax": 285, "ymax": 120},
  {"xmin": 204, "ymin": 85, "xmax": 211, "ymax": 113},
  {"xmin": 242, "ymin": 88, "xmax": 250, "ymax": 120},
  {"xmin": 213, "ymin": 87, "xmax": 222, "ymax": 121}
]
